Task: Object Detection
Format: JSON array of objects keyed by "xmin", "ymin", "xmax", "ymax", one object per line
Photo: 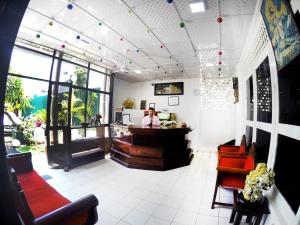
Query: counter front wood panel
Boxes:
[{"xmin": 110, "ymin": 126, "xmax": 193, "ymax": 170}]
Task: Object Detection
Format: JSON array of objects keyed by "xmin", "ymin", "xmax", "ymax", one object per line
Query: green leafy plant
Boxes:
[
  {"xmin": 35, "ymin": 109, "xmax": 47, "ymax": 123},
  {"xmin": 5, "ymin": 76, "xmax": 32, "ymax": 116}
]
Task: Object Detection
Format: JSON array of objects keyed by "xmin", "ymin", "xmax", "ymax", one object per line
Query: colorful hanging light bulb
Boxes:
[
  {"xmin": 67, "ymin": 3, "xmax": 73, "ymax": 10},
  {"xmin": 217, "ymin": 16, "xmax": 223, "ymax": 23}
]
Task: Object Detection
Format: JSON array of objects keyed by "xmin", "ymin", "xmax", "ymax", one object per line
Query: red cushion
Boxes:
[
  {"xmin": 17, "ymin": 171, "xmax": 88, "ymax": 225},
  {"xmin": 220, "ymin": 174, "xmax": 245, "ymax": 189},
  {"xmin": 219, "ymin": 157, "xmax": 245, "ymax": 168}
]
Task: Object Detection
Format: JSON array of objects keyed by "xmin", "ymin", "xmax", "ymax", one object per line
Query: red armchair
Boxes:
[
  {"xmin": 218, "ymin": 135, "xmax": 246, "ymax": 157},
  {"xmin": 211, "ymin": 143, "xmax": 255, "ymax": 209},
  {"xmin": 6, "ymin": 152, "xmax": 99, "ymax": 225}
]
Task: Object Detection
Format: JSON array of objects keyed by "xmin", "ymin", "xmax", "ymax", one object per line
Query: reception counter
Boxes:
[{"xmin": 110, "ymin": 126, "xmax": 193, "ymax": 170}]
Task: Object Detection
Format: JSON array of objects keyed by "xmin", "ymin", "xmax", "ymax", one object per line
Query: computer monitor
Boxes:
[
  {"xmin": 157, "ymin": 112, "xmax": 171, "ymax": 121},
  {"xmin": 115, "ymin": 111, "xmax": 122, "ymax": 124}
]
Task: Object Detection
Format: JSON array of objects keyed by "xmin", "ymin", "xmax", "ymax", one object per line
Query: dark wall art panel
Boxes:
[
  {"xmin": 245, "ymin": 126, "xmax": 253, "ymax": 149},
  {"xmin": 274, "ymin": 134, "xmax": 300, "ymax": 214},
  {"xmin": 246, "ymin": 76, "xmax": 254, "ymax": 120},
  {"xmin": 256, "ymin": 57, "xmax": 272, "ymax": 123},
  {"xmin": 255, "ymin": 128, "xmax": 271, "ymax": 163},
  {"xmin": 278, "ymin": 53, "xmax": 300, "ymax": 126}
]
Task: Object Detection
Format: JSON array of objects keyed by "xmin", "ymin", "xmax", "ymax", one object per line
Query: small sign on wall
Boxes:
[{"xmin": 168, "ymin": 96, "xmax": 179, "ymax": 106}]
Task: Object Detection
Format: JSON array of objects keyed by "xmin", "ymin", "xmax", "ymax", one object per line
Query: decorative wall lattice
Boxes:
[
  {"xmin": 200, "ymin": 77, "xmax": 234, "ymax": 110},
  {"xmin": 244, "ymin": 21, "xmax": 270, "ymax": 70},
  {"xmin": 256, "ymin": 56, "xmax": 272, "ymax": 123}
]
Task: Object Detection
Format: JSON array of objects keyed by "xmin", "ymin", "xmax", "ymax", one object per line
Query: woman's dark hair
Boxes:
[{"xmin": 149, "ymin": 107, "xmax": 155, "ymax": 111}]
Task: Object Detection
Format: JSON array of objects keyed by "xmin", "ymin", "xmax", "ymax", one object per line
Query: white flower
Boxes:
[{"xmin": 242, "ymin": 163, "xmax": 275, "ymax": 202}]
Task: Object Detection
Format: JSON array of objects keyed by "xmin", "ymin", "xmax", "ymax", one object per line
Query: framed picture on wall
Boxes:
[
  {"xmin": 261, "ymin": 0, "xmax": 300, "ymax": 70},
  {"xmin": 168, "ymin": 96, "xmax": 179, "ymax": 106},
  {"xmin": 140, "ymin": 100, "xmax": 146, "ymax": 110},
  {"xmin": 154, "ymin": 82, "xmax": 184, "ymax": 95},
  {"xmin": 149, "ymin": 103, "xmax": 155, "ymax": 110}
]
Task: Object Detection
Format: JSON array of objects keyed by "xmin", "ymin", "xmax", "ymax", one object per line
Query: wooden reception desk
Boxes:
[{"xmin": 110, "ymin": 126, "xmax": 193, "ymax": 170}]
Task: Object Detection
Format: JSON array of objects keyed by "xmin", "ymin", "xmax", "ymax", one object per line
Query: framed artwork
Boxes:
[
  {"xmin": 261, "ymin": 0, "xmax": 300, "ymax": 70},
  {"xmin": 168, "ymin": 96, "xmax": 179, "ymax": 106},
  {"xmin": 140, "ymin": 100, "xmax": 146, "ymax": 110},
  {"xmin": 154, "ymin": 82, "xmax": 184, "ymax": 95},
  {"xmin": 232, "ymin": 77, "xmax": 239, "ymax": 103},
  {"xmin": 149, "ymin": 103, "xmax": 155, "ymax": 110}
]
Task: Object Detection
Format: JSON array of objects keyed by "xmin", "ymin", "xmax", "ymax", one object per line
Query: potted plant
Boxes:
[
  {"xmin": 122, "ymin": 98, "xmax": 135, "ymax": 109},
  {"xmin": 241, "ymin": 163, "xmax": 275, "ymax": 203}
]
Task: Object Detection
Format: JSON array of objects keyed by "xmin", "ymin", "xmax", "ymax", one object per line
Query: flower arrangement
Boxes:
[{"xmin": 242, "ymin": 163, "xmax": 275, "ymax": 202}]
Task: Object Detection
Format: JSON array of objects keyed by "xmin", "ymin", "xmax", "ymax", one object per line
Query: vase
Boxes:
[{"xmin": 237, "ymin": 192, "xmax": 265, "ymax": 207}]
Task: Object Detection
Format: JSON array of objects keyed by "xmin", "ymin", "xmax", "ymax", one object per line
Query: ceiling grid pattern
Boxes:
[{"xmin": 17, "ymin": 0, "xmax": 257, "ymax": 82}]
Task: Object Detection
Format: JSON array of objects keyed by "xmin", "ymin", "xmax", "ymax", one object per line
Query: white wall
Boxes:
[
  {"xmin": 236, "ymin": 1, "xmax": 300, "ymax": 224},
  {"xmin": 113, "ymin": 77, "xmax": 237, "ymax": 151}
]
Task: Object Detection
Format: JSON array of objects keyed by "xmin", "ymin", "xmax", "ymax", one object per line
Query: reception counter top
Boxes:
[{"xmin": 110, "ymin": 126, "xmax": 193, "ymax": 170}]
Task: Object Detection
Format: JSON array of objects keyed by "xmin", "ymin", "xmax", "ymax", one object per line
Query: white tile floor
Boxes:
[{"xmin": 32, "ymin": 148, "xmax": 249, "ymax": 225}]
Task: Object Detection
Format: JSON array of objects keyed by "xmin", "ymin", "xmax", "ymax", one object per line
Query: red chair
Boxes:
[
  {"xmin": 211, "ymin": 143, "xmax": 255, "ymax": 209},
  {"xmin": 218, "ymin": 135, "xmax": 246, "ymax": 157}
]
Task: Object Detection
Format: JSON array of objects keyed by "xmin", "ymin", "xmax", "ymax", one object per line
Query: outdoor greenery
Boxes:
[
  {"xmin": 5, "ymin": 76, "xmax": 32, "ymax": 115},
  {"xmin": 35, "ymin": 109, "xmax": 47, "ymax": 123},
  {"xmin": 57, "ymin": 67, "xmax": 100, "ymax": 126}
]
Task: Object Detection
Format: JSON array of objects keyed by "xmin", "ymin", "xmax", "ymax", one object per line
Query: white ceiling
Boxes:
[{"xmin": 17, "ymin": 0, "xmax": 257, "ymax": 82}]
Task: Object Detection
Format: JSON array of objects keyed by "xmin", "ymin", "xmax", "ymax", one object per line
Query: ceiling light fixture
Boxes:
[
  {"xmin": 135, "ymin": 70, "xmax": 142, "ymax": 74},
  {"xmin": 189, "ymin": 1, "xmax": 206, "ymax": 13}
]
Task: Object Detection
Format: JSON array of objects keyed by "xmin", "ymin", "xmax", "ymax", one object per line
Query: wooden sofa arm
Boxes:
[
  {"xmin": 218, "ymin": 154, "xmax": 247, "ymax": 159},
  {"xmin": 217, "ymin": 166, "xmax": 250, "ymax": 175},
  {"xmin": 218, "ymin": 145, "xmax": 239, "ymax": 152},
  {"xmin": 6, "ymin": 152, "xmax": 33, "ymax": 174},
  {"xmin": 218, "ymin": 152, "xmax": 246, "ymax": 158},
  {"xmin": 34, "ymin": 194, "xmax": 99, "ymax": 225}
]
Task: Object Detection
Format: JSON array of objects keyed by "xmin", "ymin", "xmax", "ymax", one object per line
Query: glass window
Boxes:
[
  {"xmin": 71, "ymin": 88, "xmax": 86, "ymax": 126},
  {"xmin": 9, "ymin": 47, "xmax": 52, "ymax": 80},
  {"xmin": 50, "ymin": 84, "xmax": 70, "ymax": 126},
  {"xmin": 5, "ymin": 76, "xmax": 48, "ymax": 119},
  {"xmin": 106, "ymin": 75, "xmax": 111, "ymax": 92},
  {"xmin": 88, "ymin": 70, "xmax": 106, "ymax": 91},
  {"xmin": 57, "ymin": 62, "xmax": 87, "ymax": 87},
  {"xmin": 86, "ymin": 91, "xmax": 101, "ymax": 124}
]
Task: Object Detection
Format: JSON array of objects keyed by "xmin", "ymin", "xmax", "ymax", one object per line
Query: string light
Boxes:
[
  {"xmin": 67, "ymin": 3, "xmax": 73, "ymax": 10},
  {"xmin": 217, "ymin": 16, "xmax": 223, "ymax": 23},
  {"xmin": 36, "ymin": 34, "xmax": 40, "ymax": 38},
  {"xmin": 179, "ymin": 22, "xmax": 185, "ymax": 28}
]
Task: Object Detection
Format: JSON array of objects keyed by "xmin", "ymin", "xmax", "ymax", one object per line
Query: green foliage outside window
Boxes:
[{"xmin": 5, "ymin": 76, "xmax": 32, "ymax": 115}]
